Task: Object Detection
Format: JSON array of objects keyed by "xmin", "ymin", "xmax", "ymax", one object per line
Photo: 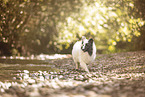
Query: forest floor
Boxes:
[{"xmin": 0, "ymin": 51, "xmax": 145, "ymax": 97}]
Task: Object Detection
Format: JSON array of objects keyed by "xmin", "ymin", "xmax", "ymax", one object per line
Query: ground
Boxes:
[{"xmin": 0, "ymin": 51, "xmax": 145, "ymax": 97}]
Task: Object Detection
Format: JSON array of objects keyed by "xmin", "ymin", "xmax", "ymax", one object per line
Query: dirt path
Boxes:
[
  {"xmin": 49, "ymin": 51, "xmax": 145, "ymax": 97},
  {"xmin": 0, "ymin": 51, "xmax": 145, "ymax": 97}
]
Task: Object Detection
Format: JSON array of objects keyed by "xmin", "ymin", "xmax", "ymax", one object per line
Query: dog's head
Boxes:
[{"xmin": 81, "ymin": 36, "xmax": 93, "ymax": 56}]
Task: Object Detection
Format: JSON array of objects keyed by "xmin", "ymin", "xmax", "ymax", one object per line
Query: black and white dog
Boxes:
[{"xmin": 72, "ymin": 36, "xmax": 96, "ymax": 73}]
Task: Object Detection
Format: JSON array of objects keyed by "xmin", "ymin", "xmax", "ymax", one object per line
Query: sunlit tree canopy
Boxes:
[
  {"xmin": 56, "ymin": 0, "xmax": 144, "ymax": 53},
  {"xmin": 0, "ymin": 0, "xmax": 145, "ymax": 55}
]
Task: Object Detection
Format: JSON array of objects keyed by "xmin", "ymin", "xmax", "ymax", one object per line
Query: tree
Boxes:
[
  {"xmin": 0, "ymin": 0, "xmax": 83, "ymax": 55},
  {"xmin": 0, "ymin": 0, "xmax": 144, "ymax": 55},
  {"xmin": 55, "ymin": 0, "xmax": 144, "ymax": 53}
]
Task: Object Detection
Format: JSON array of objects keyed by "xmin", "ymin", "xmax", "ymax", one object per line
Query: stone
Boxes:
[
  {"xmin": 2, "ymin": 94, "xmax": 15, "ymax": 97},
  {"xmin": 98, "ymin": 94, "xmax": 112, "ymax": 97},
  {"xmin": 85, "ymin": 91, "xmax": 98, "ymax": 97},
  {"xmin": 103, "ymin": 86, "xmax": 113, "ymax": 93},
  {"xmin": 26, "ymin": 88, "xmax": 41, "ymax": 97},
  {"xmin": 91, "ymin": 87, "xmax": 99, "ymax": 92},
  {"xmin": 23, "ymin": 70, "xmax": 29, "ymax": 74},
  {"xmin": 27, "ymin": 79, "xmax": 35, "ymax": 85}
]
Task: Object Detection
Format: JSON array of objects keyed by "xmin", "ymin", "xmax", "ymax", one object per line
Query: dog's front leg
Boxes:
[{"xmin": 80, "ymin": 60, "xmax": 90, "ymax": 73}]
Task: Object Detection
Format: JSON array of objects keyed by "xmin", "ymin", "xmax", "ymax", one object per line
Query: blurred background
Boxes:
[{"xmin": 0, "ymin": 0, "xmax": 145, "ymax": 56}]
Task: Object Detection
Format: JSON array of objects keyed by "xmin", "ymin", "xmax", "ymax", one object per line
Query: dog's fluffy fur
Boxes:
[{"xmin": 72, "ymin": 36, "xmax": 96, "ymax": 73}]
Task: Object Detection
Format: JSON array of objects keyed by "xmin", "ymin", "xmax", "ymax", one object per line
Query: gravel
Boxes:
[{"xmin": 0, "ymin": 51, "xmax": 145, "ymax": 97}]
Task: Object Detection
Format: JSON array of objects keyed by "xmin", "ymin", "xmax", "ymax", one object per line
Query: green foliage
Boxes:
[
  {"xmin": 0, "ymin": 0, "xmax": 145, "ymax": 55},
  {"xmin": 56, "ymin": 0, "xmax": 144, "ymax": 53}
]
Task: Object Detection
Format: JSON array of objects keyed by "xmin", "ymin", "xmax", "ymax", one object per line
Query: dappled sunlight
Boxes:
[
  {"xmin": 56, "ymin": 0, "xmax": 144, "ymax": 53},
  {"xmin": 0, "ymin": 54, "xmax": 71, "ymax": 60},
  {"xmin": 1, "ymin": 0, "xmax": 145, "ymax": 55},
  {"xmin": 0, "ymin": 50, "xmax": 145, "ymax": 96},
  {"xmin": 0, "ymin": 0, "xmax": 145, "ymax": 96},
  {"xmin": 37, "ymin": 54, "xmax": 71, "ymax": 60},
  {"xmin": 0, "ymin": 66, "xmax": 144, "ymax": 96}
]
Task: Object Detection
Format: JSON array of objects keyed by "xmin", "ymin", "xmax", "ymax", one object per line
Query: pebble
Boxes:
[
  {"xmin": 23, "ymin": 70, "xmax": 29, "ymax": 74},
  {"xmin": 26, "ymin": 89, "xmax": 41, "ymax": 97},
  {"xmin": 0, "ymin": 69, "xmax": 144, "ymax": 97},
  {"xmin": 85, "ymin": 91, "xmax": 98, "ymax": 97},
  {"xmin": 92, "ymin": 87, "xmax": 99, "ymax": 92},
  {"xmin": 98, "ymin": 95, "xmax": 112, "ymax": 97},
  {"xmin": 27, "ymin": 79, "xmax": 35, "ymax": 85},
  {"xmin": 1, "ymin": 94, "xmax": 15, "ymax": 97},
  {"xmin": 0, "ymin": 88, "xmax": 5, "ymax": 93},
  {"xmin": 23, "ymin": 74, "xmax": 29, "ymax": 80},
  {"xmin": 69, "ymin": 94, "xmax": 86, "ymax": 97},
  {"xmin": 103, "ymin": 86, "xmax": 113, "ymax": 93}
]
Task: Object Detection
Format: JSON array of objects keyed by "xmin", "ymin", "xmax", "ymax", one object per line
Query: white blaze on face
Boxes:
[
  {"xmin": 81, "ymin": 36, "xmax": 88, "ymax": 50},
  {"xmin": 81, "ymin": 39, "xmax": 88, "ymax": 50}
]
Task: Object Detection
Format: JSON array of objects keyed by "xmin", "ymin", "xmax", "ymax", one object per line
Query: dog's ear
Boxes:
[
  {"xmin": 89, "ymin": 38, "xmax": 93, "ymax": 44},
  {"xmin": 81, "ymin": 36, "xmax": 86, "ymax": 41}
]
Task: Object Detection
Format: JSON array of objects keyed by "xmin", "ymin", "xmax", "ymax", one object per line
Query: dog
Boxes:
[{"xmin": 72, "ymin": 36, "xmax": 96, "ymax": 73}]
